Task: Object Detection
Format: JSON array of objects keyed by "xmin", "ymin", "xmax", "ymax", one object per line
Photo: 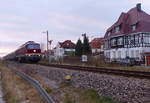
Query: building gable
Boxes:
[{"xmin": 105, "ymin": 4, "xmax": 150, "ymax": 38}]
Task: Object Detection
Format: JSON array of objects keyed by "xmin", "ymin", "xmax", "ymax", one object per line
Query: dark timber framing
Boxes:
[{"xmin": 104, "ymin": 32, "xmax": 150, "ymax": 50}]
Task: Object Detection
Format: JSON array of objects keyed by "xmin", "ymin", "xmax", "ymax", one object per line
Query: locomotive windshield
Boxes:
[{"xmin": 27, "ymin": 44, "xmax": 40, "ymax": 49}]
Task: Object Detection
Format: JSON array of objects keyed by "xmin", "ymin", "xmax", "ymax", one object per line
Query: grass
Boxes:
[
  {"xmin": 80, "ymin": 89, "xmax": 117, "ymax": 103},
  {"xmin": 64, "ymin": 94, "xmax": 76, "ymax": 103},
  {"xmin": 40, "ymin": 57, "xmax": 150, "ymax": 72},
  {"xmin": 63, "ymin": 89, "xmax": 118, "ymax": 103},
  {"xmin": 54, "ymin": 82, "xmax": 118, "ymax": 103},
  {"xmin": 0, "ymin": 61, "xmax": 46, "ymax": 103},
  {"xmin": 1, "ymin": 61, "xmax": 119, "ymax": 103},
  {"xmin": 45, "ymin": 86, "xmax": 52, "ymax": 93}
]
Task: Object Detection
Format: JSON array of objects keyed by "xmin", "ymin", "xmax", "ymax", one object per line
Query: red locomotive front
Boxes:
[
  {"xmin": 24, "ymin": 43, "xmax": 41, "ymax": 62},
  {"xmin": 9, "ymin": 41, "xmax": 42, "ymax": 63}
]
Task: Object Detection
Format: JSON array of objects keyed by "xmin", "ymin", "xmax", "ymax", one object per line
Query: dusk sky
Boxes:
[{"xmin": 0, "ymin": 0, "xmax": 149, "ymax": 57}]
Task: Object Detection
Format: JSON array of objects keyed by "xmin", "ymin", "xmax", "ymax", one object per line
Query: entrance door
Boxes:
[{"xmin": 146, "ymin": 56, "xmax": 150, "ymax": 66}]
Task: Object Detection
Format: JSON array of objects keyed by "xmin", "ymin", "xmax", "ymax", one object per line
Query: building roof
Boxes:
[
  {"xmin": 90, "ymin": 38, "xmax": 104, "ymax": 49},
  {"xmin": 105, "ymin": 4, "xmax": 150, "ymax": 38},
  {"xmin": 59, "ymin": 40, "xmax": 75, "ymax": 49}
]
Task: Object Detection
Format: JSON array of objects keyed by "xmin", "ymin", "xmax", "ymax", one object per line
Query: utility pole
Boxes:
[
  {"xmin": 42, "ymin": 30, "xmax": 49, "ymax": 60},
  {"xmin": 43, "ymin": 30, "xmax": 53, "ymax": 63},
  {"xmin": 46, "ymin": 30, "xmax": 49, "ymax": 52}
]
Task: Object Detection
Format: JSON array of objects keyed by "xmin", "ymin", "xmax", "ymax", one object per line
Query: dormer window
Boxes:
[
  {"xmin": 115, "ymin": 25, "xmax": 120, "ymax": 33},
  {"xmin": 108, "ymin": 32, "xmax": 111, "ymax": 36},
  {"xmin": 131, "ymin": 24, "xmax": 137, "ymax": 31},
  {"xmin": 107, "ymin": 30, "xmax": 112, "ymax": 36}
]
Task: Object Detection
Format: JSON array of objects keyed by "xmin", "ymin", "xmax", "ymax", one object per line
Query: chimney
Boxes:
[{"xmin": 136, "ymin": 3, "xmax": 141, "ymax": 11}]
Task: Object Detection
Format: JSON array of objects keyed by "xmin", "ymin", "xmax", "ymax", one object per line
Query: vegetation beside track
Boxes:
[
  {"xmin": 39, "ymin": 57, "xmax": 150, "ymax": 72},
  {"xmin": 22, "ymin": 67, "xmax": 118, "ymax": 103},
  {"xmin": 16, "ymin": 61, "xmax": 117, "ymax": 103},
  {"xmin": 56, "ymin": 83, "xmax": 118, "ymax": 103},
  {"xmin": 0, "ymin": 61, "xmax": 46, "ymax": 103}
]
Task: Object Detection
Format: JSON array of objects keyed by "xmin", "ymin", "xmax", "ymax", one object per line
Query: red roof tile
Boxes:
[
  {"xmin": 90, "ymin": 38, "xmax": 104, "ymax": 49},
  {"xmin": 105, "ymin": 4, "xmax": 150, "ymax": 38},
  {"xmin": 59, "ymin": 40, "xmax": 75, "ymax": 49}
]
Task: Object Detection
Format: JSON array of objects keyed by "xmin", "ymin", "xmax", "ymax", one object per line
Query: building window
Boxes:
[
  {"xmin": 106, "ymin": 52, "xmax": 110, "ymax": 58},
  {"xmin": 111, "ymin": 38, "xmax": 117, "ymax": 46},
  {"xmin": 117, "ymin": 37, "xmax": 123, "ymax": 45},
  {"xmin": 115, "ymin": 26, "xmax": 120, "ymax": 33},
  {"xmin": 108, "ymin": 30, "xmax": 112, "ymax": 36},
  {"xmin": 107, "ymin": 31, "xmax": 111, "ymax": 36},
  {"xmin": 104, "ymin": 40, "xmax": 110, "ymax": 49},
  {"xmin": 131, "ymin": 24, "xmax": 137, "ymax": 31},
  {"xmin": 126, "ymin": 50, "xmax": 129, "ymax": 58},
  {"xmin": 131, "ymin": 50, "xmax": 134, "ymax": 58},
  {"xmin": 130, "ymin": 35, "xmax": 135, "ymax": 45},
  {"xmin": 135, "ymin": 35, "xmax": 139, "ymax": 44},
  {"xmin": 125, "ymin": 36, "xmax": 129, "ymax": 45},
  {"xmin": 127, "ymin": 36, "xmax": 131, "ymax": 45},
  {"xmin": 144, "ymin": 37, "xmax": 149, "ymax": 43},
  {"xmin": 143, "ymin": 34, "xmax": 150, "ymax": 44},
  {"xmin": 113, "ymin": 51, "xmax": 116, "ymax": 59}
]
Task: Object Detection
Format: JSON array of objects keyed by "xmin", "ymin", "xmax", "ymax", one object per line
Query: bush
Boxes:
[
  {"xmin": 81, "ymin": 89, "xmax": 118, "ymax": 103},
  {"xmin": 64, "ymin": 94, "xmax": 76, "ymax": 103}
]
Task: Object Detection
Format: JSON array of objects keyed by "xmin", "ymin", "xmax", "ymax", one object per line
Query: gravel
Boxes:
[{"xmin": 21, "ymin": 64, "xmax": 150, "ymax": 103}]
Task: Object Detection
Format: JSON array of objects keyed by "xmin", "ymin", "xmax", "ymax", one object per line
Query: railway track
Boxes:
[
  {"xmin": 6, "ymin": 62, "xmax": 55, "ymax": 103},
  {"xmin": 38, "ymin": 63, "xmax": 150, "ymax": 79}
]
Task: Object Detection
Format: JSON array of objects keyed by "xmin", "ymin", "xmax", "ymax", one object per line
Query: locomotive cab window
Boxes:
[{"xmin": 27, "ymin": 44, "xmax": 40, "ymax": 49}]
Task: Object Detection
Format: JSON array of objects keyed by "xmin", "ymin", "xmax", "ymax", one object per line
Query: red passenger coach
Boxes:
[{"xmin": 4, "ymin": 41, "xmax": 42, "ymax": 63}]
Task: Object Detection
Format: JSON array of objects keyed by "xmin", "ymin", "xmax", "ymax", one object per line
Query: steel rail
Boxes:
[
  {"xmin": 39, "ymin": 63, "xmax": 150, "ymax": 79},
  {"xmin": 9, "ymin": 67, "xmax": 55, "ymax": 103}
]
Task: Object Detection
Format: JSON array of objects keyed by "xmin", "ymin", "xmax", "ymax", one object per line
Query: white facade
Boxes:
[
  {"xmin": 54, "ymin": 43, "xmax": 75, "ymax": 59},
  {"xmin": 104, "ymin": 32, "xmax": 150, "ymax": 62},
  {"xmin": 92, "ymin": 48, "xmax": 101, "ymax": 53},
  {"xmin": 104, "ymin": 47, "xmax": 148, "ymax": 61},
  {"xmin": 92, "ymin": 45, "xmax": 104, "ymax": 54}
]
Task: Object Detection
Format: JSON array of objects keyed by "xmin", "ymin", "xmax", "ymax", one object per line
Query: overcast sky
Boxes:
[{"xmin": 0, "ymin": 0, "xmax": 149, "ymax": 57}]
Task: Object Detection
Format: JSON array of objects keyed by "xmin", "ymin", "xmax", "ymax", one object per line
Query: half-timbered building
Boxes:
[{"xmin": 104, "ymin": 4, "xmax": 150, "ymax": 62}]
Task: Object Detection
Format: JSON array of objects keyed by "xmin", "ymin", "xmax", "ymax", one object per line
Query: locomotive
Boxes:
[{"xmin": 4, "ymin": 41, "xmax": 42, "ymax": 63}]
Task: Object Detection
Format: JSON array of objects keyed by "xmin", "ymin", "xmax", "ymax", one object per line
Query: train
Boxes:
[{"xmin": 4, "ymin": 41, "xmax": 42, "ymax": 63}]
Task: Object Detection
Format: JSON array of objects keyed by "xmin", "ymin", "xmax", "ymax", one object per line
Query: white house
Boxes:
[{"xmin": 54, "ymin": 40, "xmax": 75, "ymax": 59}]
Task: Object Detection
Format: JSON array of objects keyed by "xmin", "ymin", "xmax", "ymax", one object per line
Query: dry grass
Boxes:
[
  {"xmin": 0, "ymin": 61, "xmax": 46, "ymax": 103},
  {"xmin": 25, "ymin": 71, "xmax": 53, "ymax": 94},
  {"xmin": 89, "ymin": 57, "xmax": 150, "ymax": 72},
  {"xmin": 22, "ymin": 66, "xmax": 117, "ymax": 103},
  {"xmin": 49, "ymin": 82, "xmax": 118, "ymax": 103},
  {"xmin": 41, "ymin": 57, "xmax": 150, "ymax": 72}
]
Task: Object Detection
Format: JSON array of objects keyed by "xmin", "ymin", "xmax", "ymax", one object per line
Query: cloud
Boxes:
[
  {"xmin": 0, "ymin": 46, "xmax": 16, "ymax": 57},
  {"xmin": 0, "ymin": 14, "xmax": 28, "ymax": 22},
  {"xmin": 0, "ymin": 41, "xmax": 20, "ymax": 57},
  {"xmin": 47, "ymin": 13, "xmax": 111, "ymax": 37},
  {"xmin": 46, "ymin": 13, "xmax": 111, "ymax": 47},
  {"xmin": 1, "ymin": 0, "xmax": 150, "ymax": 57}
]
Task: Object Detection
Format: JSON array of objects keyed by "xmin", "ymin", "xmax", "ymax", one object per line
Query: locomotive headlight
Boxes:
[{"xmin": 33, "ymin": 50, "xmax": 36, "ymax": 52}]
